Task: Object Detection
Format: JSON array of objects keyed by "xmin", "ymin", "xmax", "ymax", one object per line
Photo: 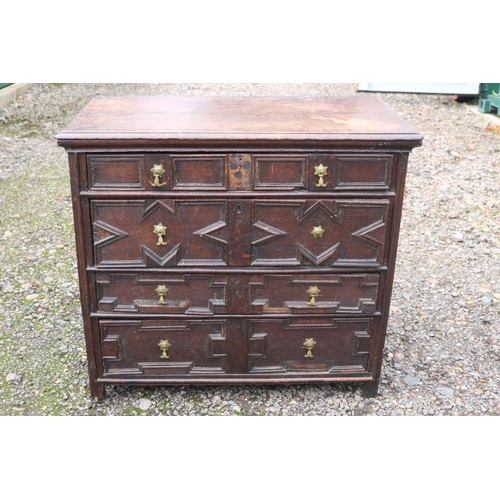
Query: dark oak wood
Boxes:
[
  {"xmin": 58, "ymin": 95, "xmax": 422, "ymax": 400},
  {"xmin": 248, "ymin": 273, "xmax": 380, "ymax": 315},
  {"xmin": 92, "ymin": 271, "xmax": 379, "ymax": 316},
  {"xmin": 56, "ymin": 95, "xmax": 422, "ymax": 149},
  {"xmin": 250, "ymin": 198, "xmax": 391, "ymax": 268},
  {"xmin": 99, "ymin": 319, "xmax": 228, "ymax": 376},
  {"xmin": 95, "ymin": 272, "xmax": 228, "ymax": 315},
  {"xmin": 247, "ymin": 317, "xmax": 374, "ymax": 376},
  {"xmin": 83, "ymin": 152, "xmax": 398, "ymax": 193}
]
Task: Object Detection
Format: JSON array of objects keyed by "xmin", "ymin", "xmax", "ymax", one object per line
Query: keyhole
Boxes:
[{"xmin": 236, "ymin": 204, "xmax": 242, "ymax": 213}]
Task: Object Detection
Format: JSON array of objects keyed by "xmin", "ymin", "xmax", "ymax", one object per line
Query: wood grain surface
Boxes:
[{"xmin": 57, "ymin": 95, "xmax": 422, "ymax": 147}]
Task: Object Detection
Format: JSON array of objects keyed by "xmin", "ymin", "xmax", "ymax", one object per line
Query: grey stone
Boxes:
[
  {"xmin": 436, "ymin": 387, "xmax": 455, "ymax": 398},
  {"xmin": 137, "ymin": 398, "xmax": 152, "ymax": 411},
  {"xmin": 482, "ymin": 295, "xmax": 493, "ymax": 305},
  {"xmin": 403, "ymin": 375, "xmax": 421, "ymax": 386}
]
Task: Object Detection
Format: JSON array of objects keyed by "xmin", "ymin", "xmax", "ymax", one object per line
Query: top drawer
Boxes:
[
  {"xmin": 86, "ymin": 153, "xmax": 395, "ymax": 192},
  {"xmin": 87, "ymin": 154, "xmax": 228, "ymax": 191}
]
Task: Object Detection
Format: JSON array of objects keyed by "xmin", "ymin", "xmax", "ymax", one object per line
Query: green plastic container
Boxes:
[{"xmin": 478, "ymin": 83, "xmax": 500, "ymax": 115}]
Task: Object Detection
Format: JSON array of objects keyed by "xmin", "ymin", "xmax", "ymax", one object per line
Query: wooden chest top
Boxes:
[{"xmin": 56, "ymin": 95, "xmax": 423, "ymax": 148}]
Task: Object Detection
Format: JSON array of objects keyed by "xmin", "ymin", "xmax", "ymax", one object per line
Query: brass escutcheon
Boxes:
[
  {"xmin": 158, "ymin": 339, "xmax": 171, "ymax": 359},
  {"xmin": 155, "ymin": 285, "xmax": 168, "ymax": 304},
  {"xmin": 153, "ymin": 223, "xmax": 167, "ymax": 246},
  {"xmin": 150, "ymin": 164, "xmax": 167, "ymax": 187},
  {"xmin": 311, "ymin": 225, "xmax": 325, "ymax": 238},
  {"xmin": 303, "ymin": 338, "xmax": 317, "ymax": 358},
  {"xmin": 307, "ymin": 285, "xmax": 320, "ymax": 306},
  {"xmin": 314, "ymin": 164, "xmax": 328, "ymax": 188}
]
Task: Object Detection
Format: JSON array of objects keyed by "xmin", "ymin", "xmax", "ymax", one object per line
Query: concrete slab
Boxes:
[{"xmin": 0, "ymin": 83, "xmax": 33, "ymax": 108}]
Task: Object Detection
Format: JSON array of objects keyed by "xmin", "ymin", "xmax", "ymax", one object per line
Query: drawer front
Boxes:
[
  {"xmin": 171, "ymin": 155, "xmax": 227, "ymax": 190},
  {"xmin": 91, "ymin": 199, "xmax": 390, "ymax": 268},
  {"xmin": 95, "ymin": 272, "xmax": 227, "ymax": 314},
  {"xmin": 253, "ymin": 155, "xmax": 308, "ymax": 190},
  {"xmin": 252, "ymin": 154, "xmax": 394, "ymax": 192},
  {"xmin": 249, "ymin": 273, "xmax": 379, "ymax": 315},
  {"xmin": 309, "ymin": 154, "xmax": 395, "ymax": 192},
  {"xmin": 248, "ymin": 317, "xmax": 374, "ymax": 375},
  {"xmin": 94, "ymin": 272, "xmax": 378, "ymax": 316},
  {"xmin": 99, "ymin": 319, "xmax": 227, "ymax": 376},
  {"xmin": 88, "ymin": 155, "xmax": 148, "ymax": 190},
  {"xmin": 87, "ymin": 154, "xmax": 227, "ymax": 191},
  {"xmin": 86, "ymin": 153, "xmax": 394, "ymax": 192},
  {"xmin": 251, "ymin": 199, "xmax": 390, "ymax": 268},
  {"xmin": 91, "ymin": 199, "xmax": 229, "ymax": 267}
]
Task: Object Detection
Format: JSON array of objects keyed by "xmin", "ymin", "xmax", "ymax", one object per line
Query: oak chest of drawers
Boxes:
[{"xmin": 57, "ymin": 94, "xmax": 422, "ymax": 400}]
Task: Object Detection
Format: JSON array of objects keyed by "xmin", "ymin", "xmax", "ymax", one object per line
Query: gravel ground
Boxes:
[{"xmin": 0, "ymin": 83, "xmax": 499, "ymax": 416}]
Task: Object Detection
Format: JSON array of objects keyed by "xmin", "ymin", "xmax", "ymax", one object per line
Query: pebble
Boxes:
[
  {"xmin": 436, "ymin": 387, "xmax": 455, "ymax": 398},
  {"xmin": 137, "ymin": 398, "xmax": 152, "ymax": 411},
  {"xmin": 403, "ymin": 375, "xmax": 421, "ymax": 386},
  {"xmin": 452, "ymin": 232, "xmax": 464, "ymax": 242}
]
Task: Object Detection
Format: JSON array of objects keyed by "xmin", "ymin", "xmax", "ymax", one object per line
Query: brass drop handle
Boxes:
[
  {"xmin": 150, "ymin": 164, "xmax": 167, "ymax": 187},
  {"xmin": 155, "ymin": 285, "xmax": 168, "ymax": 304},
  {"xmin": 307, "ymin": 285, "xmax": 320, "ymax": 306},
  {"xmin": 153, "ymin": 223, "xmax": 167, "ymax": 246},
  {"xmin": 158, "ymin": 339, "xmax": 171, "ymax": 359},
  {"xmin": 314, "ymin": 164, "xmax": 328, "ymax": 188},
  {"xmin": 303, "ymin": 338, "xmax": 316, "ymax": 358}
]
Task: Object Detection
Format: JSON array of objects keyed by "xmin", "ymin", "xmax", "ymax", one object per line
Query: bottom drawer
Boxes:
[
  {"xmin": 248, "ymin": 317, "xmax": 374, "ymax": 376},
  {"xmin": 97, "ymin": 317, "xmax": 375, "ymax": 379},
  {"xmin": 99, "ymin": 319, "xmax": 228, "ymax": 376}
]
